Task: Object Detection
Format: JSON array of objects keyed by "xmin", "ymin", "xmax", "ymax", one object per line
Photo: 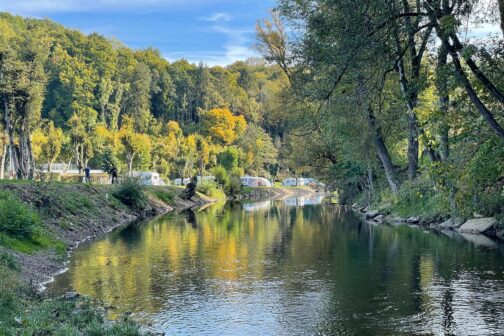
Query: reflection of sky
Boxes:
[
  {"xmin": 49, "ymin": 204, "xmax": 504, "ymax": 335},
  {"xmin": 242, "ymin": 195, "xmax": 325, "ymax": 212},
  {"xmin": 283, "ymin": 195, "xmax": 325, "ymax": 207}
]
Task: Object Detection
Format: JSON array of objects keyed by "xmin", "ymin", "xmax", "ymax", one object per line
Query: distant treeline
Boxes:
[{"xmin": 0, "ymin": 13, "xmax": 287, "ymax": 180}]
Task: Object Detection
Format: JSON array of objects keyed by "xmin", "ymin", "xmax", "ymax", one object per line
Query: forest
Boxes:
[
  {"xmin": 0, "ymin": 12, "xmax": 282, "ymax": 186},
  {"xmin": 1, "ymin": 0, "xmax": 504, "ymax": 220},
  {"xmin": 257, "ymin": 0, "xmax": 504, "ymax": 219}
]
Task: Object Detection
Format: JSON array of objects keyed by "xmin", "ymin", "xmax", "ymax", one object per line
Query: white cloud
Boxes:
[
  {"xmin": 0, "ymin": 0, "xmax": 218, "ymax": 15},
  {"xmin": 203, "ymin": 12, "xmax": 232, "ymax": 22},
  {"xmin": 163, "ymin": 25, "xmax": 257, "ymax": 66}
]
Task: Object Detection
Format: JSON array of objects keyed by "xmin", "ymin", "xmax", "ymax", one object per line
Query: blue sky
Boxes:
[{"xmin": 0, "ymin": 0, "xmax": 277, "ymax": 66}]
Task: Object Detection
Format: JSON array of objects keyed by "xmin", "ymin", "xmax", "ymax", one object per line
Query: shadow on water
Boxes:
[{"xmin": 49, "ymin": 198, "xmax": 504, "ymax": 336}]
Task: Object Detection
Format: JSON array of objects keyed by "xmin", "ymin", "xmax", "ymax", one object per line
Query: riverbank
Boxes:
[
  {"xmin": 0, "ymin": 182, "xmax": 213, "ymax": 286},
  {"xmin": 234, "ymin": 186, "xmax": 316, "ymax": 201},
  {"xmin": 350, "ymin": 202, "xmax": 504, "ymax": 248},
  {"xmin": 0, "ymin": 181, "xmax": 214, "ymax": 335}
]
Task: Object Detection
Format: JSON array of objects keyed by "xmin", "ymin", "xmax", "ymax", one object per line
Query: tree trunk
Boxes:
[
  {"xmin": 367, "ymin": 163, "xmax": 375, "ymax": 203},
  {"xmin": 499, "ymin": 0, "xmax": 504, "ymax": 37},
  {"xmin": 126, "ymin": 152, "xmax": 135, "ymax": 177},
  {"xmin": 449, "ymin": 33, "xmax": 504, "ymax": 107},
  {"xmin": 437, "ymin": 34, "xmax": 504, "ymax": 139},
  {"xmin": 18, "ymin": 116, "xmax": 35, "ymax": 179},
  {"xmin": 3, "ymin": 99, "xmax": 19, "ymax": 178},
  {"xmin": 396, "ymin": 56, "xmax": 420, "ymax": 180},
  {"xmin": 0, "ymin": 144, "xmax": 6, "ymax": 179},
  {"xmin": 367, "ymin": 107, "xmax": 399, "ymax": 195},
  {"xmin": 437, "ymin": 45, "xmax": 450, "ymax": 161}
]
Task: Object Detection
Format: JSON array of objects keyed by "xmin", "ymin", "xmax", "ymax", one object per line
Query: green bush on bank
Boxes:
[
  {"xmin": 386, "ymin": 179, "xmax": 450, "ymax": 218},
  {"xmin": 197, "ymin": 180, "xmax": 227, "ymax": 202},
  {"xmin": 0, "ymin": 191, "xmax": 41, "ymax": 237},
  {"xmin": 112, "ymin": 178, "xmax": 148, "ymax": 211}
]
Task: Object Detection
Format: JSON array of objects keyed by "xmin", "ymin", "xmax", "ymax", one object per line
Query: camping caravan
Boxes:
[
  {"xmin": 174, "ymin": 178, "xmax": 188, "ymax": 186},
  {"xmin": 256, "ymin": 177, "xmax": 272, "ymax": 187},
  {"xmin": 241, "ymin": 176, "xmax": 259, "ymax": 187},
  {"xmin": 282, "ymin": 178, "xmax": 301, "ymax": 187},
  {"xmin": 132, "ymin": 172, "xmax": 165, "ymax": 186},
  {"xmin": 241, "ymin": 176, "xmax": 272, "ymax": 188}
]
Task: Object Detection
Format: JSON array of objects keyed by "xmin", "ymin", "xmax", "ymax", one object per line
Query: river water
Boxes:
[{"xmin": 50, "ymin": 197, "xmax": 504, "ymax": 335}]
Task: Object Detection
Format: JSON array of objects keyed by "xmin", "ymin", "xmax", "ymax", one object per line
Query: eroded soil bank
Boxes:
[{"xmin": 0, "ymin": 182, "xmax": 213, "ymax": 288}]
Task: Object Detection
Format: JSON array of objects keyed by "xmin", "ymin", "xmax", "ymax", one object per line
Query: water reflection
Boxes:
[{"xmin": 50, "ymin": 200, "xmax": 504, "ymax": 335}]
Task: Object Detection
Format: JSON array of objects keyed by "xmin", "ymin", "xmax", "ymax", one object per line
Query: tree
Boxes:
[
  {"xmin": 238, "ymin": 124, "xmax": 277, "ymax": 176},
  {"xmin": 0, "ymin": 26, "xmax": 51, "ymax": 179},
  {"xmin": 203, "ymin": 108, "xmax": 247, "ymax": 145},
  {"xmin": 68, "ymin": 114, "xmax": 93, "ymax": 174},
  {"xmin": 39, "ymin": 121, "xmax": 65, "ymax": 172},
  {"xmin": 118, "ymin": 116, "xmax": 151, "ymax": 176}
]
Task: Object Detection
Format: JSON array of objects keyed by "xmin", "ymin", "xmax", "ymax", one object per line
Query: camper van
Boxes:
[
  {"xmin": 282, "ymin": 178, "xmax": 304, "ymax": 186},
  {"xmin": 256, "ymin": 177, "xmax": 272, "ymax": 187},
  {"xmin": 241, "ymin": 176, "xmax": 258, "ymax": 187},
  {"xmin": 241, "ymin": 176, "xmax": 272, "ymax": 188},
  {"xmin": 132, "ymin": 172, "xmax": 165, "ymax": 186}
]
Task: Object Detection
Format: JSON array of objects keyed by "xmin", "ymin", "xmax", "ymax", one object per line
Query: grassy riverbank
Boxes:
[{"xmin": 0, "ymin": 180, "xmax": 213, "ymax": 335}]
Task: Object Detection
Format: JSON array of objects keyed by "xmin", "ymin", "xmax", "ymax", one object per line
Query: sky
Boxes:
[{"xmin": 0, "ymin": 0, "xmax": 277, "ymax": 66}]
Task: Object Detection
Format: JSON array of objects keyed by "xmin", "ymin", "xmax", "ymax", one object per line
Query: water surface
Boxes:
[{"xmin": 51, "ymin": 197, "xmax": 504, "ymax": 335}]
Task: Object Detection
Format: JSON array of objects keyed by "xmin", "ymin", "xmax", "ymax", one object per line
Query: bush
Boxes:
[
  {"xmin": 213, "ymin": 165, "xmax": 230, "ymax": 188},
  {"xmin": 227, "ymin": 176, "xmax": 243, "ymax": 196},
  {"xmin": 112, "ymin": 178, "xmax": 148, "ymax": 211},
  {"xmin": 390, "ymin": 179, "xmax": 449, "ymax": 218},
  {"xmin": 150, "ymin": 188, "xmax": 177, "ymax": 205},
  {"xmin": 0, "ymin": 191, "xmax": 41, "ymax": 237},
  {"xmin": 0, "ymin": 253, "xmax": 19, "ymax": 272},
  {"xmin": 197, "ymin": 180, "xmax": 226, "ymax": 202}
]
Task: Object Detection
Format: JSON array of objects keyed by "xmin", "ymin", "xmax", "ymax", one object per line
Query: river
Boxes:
[{"xmin": 50, "ymin": 196, "xmax": 504, "ymax": 335}]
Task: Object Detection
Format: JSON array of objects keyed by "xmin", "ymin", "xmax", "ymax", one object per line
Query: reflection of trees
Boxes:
[{"xmin": 58, "ymin": 202, "xmax": 504, "ymax": 334}]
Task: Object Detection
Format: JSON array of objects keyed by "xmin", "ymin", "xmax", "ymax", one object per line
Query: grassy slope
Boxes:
[{"xmin": 0, "ymin": 181, "xmax": 214, "ymax": 335}]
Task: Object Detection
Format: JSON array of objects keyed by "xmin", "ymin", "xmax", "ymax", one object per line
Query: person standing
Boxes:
[
  {"xmin": 84, "ymin": 166, "xmax": 91, "ymax": 183},
  {"xmin": 110, "ymin": 166, "xmax": 118, "ymax": 184}
]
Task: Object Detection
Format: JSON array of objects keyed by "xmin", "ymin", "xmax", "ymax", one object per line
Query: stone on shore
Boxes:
[
  {"xmin": 458, "ymin": 217, "xmax": 497, "ymax": 234},
  {"xmin": 439, "ymin": 217, "xmax": 464, "ymax": 229},
  {"xmin": 407, "ymin": 216, "xmax": 420, "ymax": 224},
  {"xmin": 374, "ymin": 214, "xmax": 385, "ymax": 223},
  {"xmin": 365, "ymin": 210, "xmax": 380, "ymax": 220}
]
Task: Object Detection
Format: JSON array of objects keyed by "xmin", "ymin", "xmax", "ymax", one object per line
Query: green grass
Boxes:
[
  {"xmin": 0, "ymin": 232, "xmax": 66, "ymax": 255},
  {"xmin": 148, "ymin": 187, "xmax": 179, "ymax": 205},
  {"xmin": 0, "ymin": 262, "xmax": 143, "ymax": 335}
]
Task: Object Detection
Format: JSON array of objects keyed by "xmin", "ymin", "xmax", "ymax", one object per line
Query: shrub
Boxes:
[
  {"xmin": 227, "ymin": 176, "xmax": 243, "ymax": 196},
  {"xmin": 197, "ymin": 180, "xmax": 226, "ymax": 202},
  {"xmin": 213, "ymin": 165, "xmax": 230, "ymax": 188},
  {"xmin": 112, "ymin": 178, "xmax": 148, "ymax": 211},
  {"xmin": 390, "ymin": 178, "xmax": 449, "ymax": 218},
  {"xmin": 0, "ymin": 253, "xmax": 19, "ymax": 272},
  {"xmin": 0, "ymin": 191, "xmax": 41, "ymax": 238}
]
